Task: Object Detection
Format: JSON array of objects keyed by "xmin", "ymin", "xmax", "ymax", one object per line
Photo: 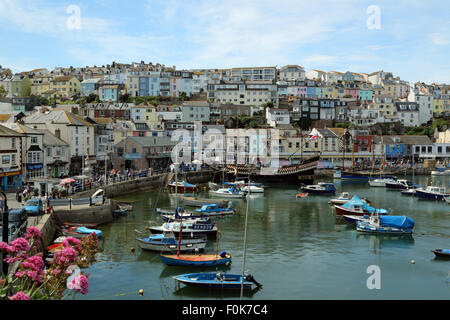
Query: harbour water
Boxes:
[{"xmin": 76, "ymin": 175, "xmax": 450, "ymax": 300}]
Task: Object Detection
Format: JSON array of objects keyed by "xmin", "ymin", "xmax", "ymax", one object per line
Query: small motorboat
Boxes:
[
  {"xmin": 296, "ymin": 193, "xmax": 308, "ymax": 198},
  {"xmin": 431, "ymin": 168, "xmax": 450, "ymax": 176},
  {"xmin": 385, "ymin": 179, "xmax": 414, "ymax": 190},
  {"xmin": 401, "ymin": 188, "xmax": 416, "ymax": 197},
  {"xmin": 136, "ymin": 232, "xmax": 207, "ymax": 252},
  {"xmin": 179, "ymin": 195, "xmax": 229, "ymax": 208},
  {"xmin": 415, "ymin": 186, "xmax": 450, "ymax": 200},
  {"xmin": 368, "ymin": 178, "xmax": 397, "ymax": 187},
  {"xmin": 174, "ymin": 272, "xmax": 262, "ymax": 290},
  {"xmin": 356, "ymin": 215, "xmax": 415, "ymax": 235},
  {"xmin": 301, "ymin": 183, "xmax": 336, "ymax": 195},
  {"xmin": 209, "ymin": 187, "xmax": 245, "ymax": 198},
  {"xmin": 241, "ymin": 185, "xmax": 264, "ymax": 193},
  {"xmin": 443, "ymin": 195, "xmax": 450, "ymax": 204},
  {"xmin": 148, "ymin": 219, "xmax": 218, "ymax": 237},
  {"xmin": 195, "ymin": 204, "xmax": 236, "ymax": 216},
  {"xmin": 329, "ymin": 192, "xmax": 351, "ymax": 205},
  {"xmin": 62, "ymin": 225, "xmax": 103, "ymax": 238},
  {"xmin": 169, "ymin": 181, "xmax": 199, "ymax": 193},
  {"xmin": 334, "ymin": 195, "xmax": 388, "ymax": 216},
  {"xmin": 431, "ymin": 249, "xmax": 450, "ymax": 258},
  {"xmin": 342, "ymin": 214, "xmax": 370, "ymax": 224}
]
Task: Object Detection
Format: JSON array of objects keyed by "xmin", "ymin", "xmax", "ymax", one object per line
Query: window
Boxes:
[
  {"xmin": 31, "ymin": 137, "xmax": 38, "ymax": 144},
  {"xmin": 11, "ymin": 138, "xmax": 15, "ymax": 149},
  {"xmin": 47, "ymin": 148, "xmax": 52, "ymax": 157},
  {"xmin": 2, "ymin": 155, "xmax": 10, "ymax": 164}
]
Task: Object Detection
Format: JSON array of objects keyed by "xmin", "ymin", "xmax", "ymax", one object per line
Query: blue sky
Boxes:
[{"xmin": 1, "ymin": 0, "xmax": 449, "ymax": 83}]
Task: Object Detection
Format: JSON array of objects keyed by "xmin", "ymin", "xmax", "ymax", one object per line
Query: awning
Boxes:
[{"xmin": 28, "ymin": 145, "xmax": 43, "ymax": 152}]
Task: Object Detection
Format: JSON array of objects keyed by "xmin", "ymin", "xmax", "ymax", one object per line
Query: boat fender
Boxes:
[{"xmin": 220, "ymin": 251, "xmax": 227, "ymax": 258}]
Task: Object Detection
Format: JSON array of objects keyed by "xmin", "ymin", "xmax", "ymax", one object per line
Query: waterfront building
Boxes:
[
  {"xmin": 81, "ymin": 78, "xmax": 101, "ymax": 96},
  {"xmin": 22, "ymin": 110, "xmax": 95, "ymax": 175},
  {"xmin": 306, "ymin": 69, "xmax": 327, "ymax": 82},
  {"xmin": 181, "ymin": 101, "xmax": 210, "ymax": 122},
  {"xmin": 50, "ymin": 76, "xmax": 81, "ymax": 98},
  {"xmin": 0, "ymin": 124, "xmax": 24, "ymax": 191},
  {"xmin": 2, "ymin": 123, "xmax": 45, "ymax": 182},
  {"xmin": 112, "ymin": 136, "xmax": 175, "ymax": 172},
  {"xmin": 39, "ymin": 129, "xmax": 70, "ymax": 178}
]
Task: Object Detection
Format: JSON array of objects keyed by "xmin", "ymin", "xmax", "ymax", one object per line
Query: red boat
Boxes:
[
  {"xmin": 168, "ymin": 181, "xmax": 199, "ymax": 193},
  {"xmin": 334, "ymin": 196, "xmax": 389, "ymax": 216}
]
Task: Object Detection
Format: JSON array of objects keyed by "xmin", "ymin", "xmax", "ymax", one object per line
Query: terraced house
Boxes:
[
  {"xmin": 0, "ymin": 124, "xmax": 24, "ymax": 191},
  {"xmin": 50, "ymin": 76, "xmax": 81, "ymax": 98}
]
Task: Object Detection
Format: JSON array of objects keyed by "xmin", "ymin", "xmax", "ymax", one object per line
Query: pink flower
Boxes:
[
  {"xmin": 67, "ymin": 274, "xmax": 89, "ymax": 295},
  {"xmin": 62, "ymin": 237, "xmax": 80, "ymax": 247},
  {"xmin": 10, "ymin": 238, "xmax": 30, "ymax": 253},
  {"xmin": 18, "ymin": 255, "xmax": 45, "ymax": 282},
  {"xmin": 9, "ymin": 291, "xmax": 30, "ymax": 300},
  {"xmin": 25, "ymin": 227, "xmax": 41, "ymax": 241},
  {"xmin": 54, "ymin": 247, "xmax": 78, "ymax": 265},
  {"xmin": 0, "ymin": 242, "xmax": 13, "ymax": 252}
]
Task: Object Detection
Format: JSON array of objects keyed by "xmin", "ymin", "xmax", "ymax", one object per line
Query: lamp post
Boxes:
[{"xmin": 1, "ymin": 191, "xmax": 9, "ymax": 275}]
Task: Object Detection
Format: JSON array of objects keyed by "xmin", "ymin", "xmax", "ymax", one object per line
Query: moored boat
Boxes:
[
  {"xmin": 241, "ymin": 185, "xmax": 264, "ymax": 193},
  {"xmin": 329, "ymin": 192, "xmax": 351, "ymax": 205},
  {"xmin": 179, "ymin": 195, "xmax": 229, "ymax": 208},
  {"xmin": 415, "ymin": 186, "xmax": 450, "ymax": 200},
  {"xmin": 209, "ymin": 187, "xmax": 245, "ymax": 198},
  {"xmin": 302, "ymin": 182, "xmax": 336, "ymax": 195},
  {"xmin": 148, "ymin": 219, "xmax": 218, "ymax": 236},
  {"xmin": 136, "ymin": 231, "xmax": 207, "ymax": 252},
  {"xmin": 385, "ymin": 179, "xmax": 414, "ymax": 190},
  {"xmin": 161, "ymin": 252, "xmax": 232, "ymax": 266},
  {"xmin": 62, "ymin": 225, "xmax": 103, "ymax": 238},
  {"xmin": 169, "ymin": 181, "xmax": 199, "ymax": 193},
  {"xmin": 431, "ymin": 249, "xmax": 450, "ymax": 258},
  {"xmin": 334, "ymin": 195, "xmax": 388, "ymax": 216},
  {"xmin": 401, "ymin": 188, "xmax": 417, "ymax": 197},
  {"xmin": 356, "ymin": 215, "xmax": 415, "ymax": 235},
  {"xmin": 368, "ymin": 178, "xmax": 397, "ymax": 187},
  {"xmin": 174, "ymin": 272, "xmax": 261, "ymax": 290}
]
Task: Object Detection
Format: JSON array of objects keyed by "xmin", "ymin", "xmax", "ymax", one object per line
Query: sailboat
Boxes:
[{"xmin": 174, "ymin": 175, "xmax": 262, "ymax": 292}]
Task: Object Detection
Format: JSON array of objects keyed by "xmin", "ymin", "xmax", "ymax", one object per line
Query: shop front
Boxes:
[{"xmin": 0, "ymin": 169, "xmax": 23, "ymax": 191}]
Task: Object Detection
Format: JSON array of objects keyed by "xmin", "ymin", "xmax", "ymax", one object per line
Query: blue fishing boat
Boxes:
[
  {"xmin": 302, "ymin": 182, "xmax": 336, "ymax": 195},
  {"xmin": 334, "ymin": 195, "xmax": 388, "ymax": 216},
  {"xmin": 195, "ymin": 204, "xmax": 235, "ymax": 216},
  {"xmin": 356, "ymin": 215, "xmax": 415, "ymax": 235},
  {"xmin": 431, "ymin": 249, "xmax": 450, "ymax": 258},
  {"xmin": 415, "ymin": 186, "xmax": 450, "ymax": 200},
  {"xmin": 342, "ymin": 214, "xmax": 370, "ymax": 224},
  {"xmin": 174, "ymin": 272, "xmax": 261, "ymax": 290}
]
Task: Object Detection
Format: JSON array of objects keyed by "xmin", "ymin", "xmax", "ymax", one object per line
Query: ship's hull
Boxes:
[{"xmin": 223, "ymin": 156, "xmax": 319, "ymax": 184}]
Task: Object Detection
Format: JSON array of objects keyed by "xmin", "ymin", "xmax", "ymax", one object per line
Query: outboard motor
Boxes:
[{"xmin": 244, "ymin": 274, "xmax": 262, "ymax": 288}]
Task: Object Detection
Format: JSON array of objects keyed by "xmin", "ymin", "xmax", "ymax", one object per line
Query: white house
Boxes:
[{"xmin": 266, "ymin": 108, "xmax": 290, "ymax": 127}]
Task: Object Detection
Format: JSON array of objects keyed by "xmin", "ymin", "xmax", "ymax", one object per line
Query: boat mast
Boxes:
[
  {"xmin": 342, "ymin": 131, "xmax": 346, "ymax": 171},
  {"xmin": 240, "ymin": 171, "xmax": 251, "ymax": 299},
  {"xmin": 175, "ymin": 146, "xmax": 182, "ymax": 257},
  {"xmin": 216, "ymin": 220, "xmax": 219, "ymax": 257}
]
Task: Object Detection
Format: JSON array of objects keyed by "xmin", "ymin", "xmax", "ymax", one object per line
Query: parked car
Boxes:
[{"xmin": 24, "ymin": 198, "xmax": 44, "ymax": 216}]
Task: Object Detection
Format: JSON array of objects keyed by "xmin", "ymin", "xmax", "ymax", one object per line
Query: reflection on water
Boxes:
[{"xmin": 76, "ymin": 175, "xmax": 450, "ymax": 300}]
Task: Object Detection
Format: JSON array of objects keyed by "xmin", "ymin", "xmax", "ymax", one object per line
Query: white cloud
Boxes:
[{"xmin": 430, "ymin": 33, "xmax": 449, "ymax": 46}]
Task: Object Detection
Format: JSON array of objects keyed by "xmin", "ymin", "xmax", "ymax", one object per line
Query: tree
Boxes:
[
  {"xmin": 119, "ymin": 93, "xmax": 130, "ymax": 103},
  {"xmin": 86, "ymin": 93, "xmax": 98, "ymax": 103},
  {"xmin": 298, "ymin": 118, "xmax": 312, "ymax": 130},
  {"xmin": 0, "ymin": 85, "xmax": 6, "ymax": 98}
]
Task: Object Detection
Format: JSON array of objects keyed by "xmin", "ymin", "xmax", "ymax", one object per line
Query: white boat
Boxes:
[
  {"xmin": 329, "ymin": 192, "xmax": 352, "ymax": 205},
  {"xmin": 368, "ymin": 178, "xmax": 397, "ymax": 187},
  {"xmin": 333, "ymin": 170, "xmax": 341, "ymax": 179},
  {"xmin": 209, "ymin": 187, "xmax": 245, "ymax": 198},
  {"xmin": 241, "ymin": 185, "xmax": 264, "ymax": 193},
  {"xmin": 444, "ymin": 195, "xmax": 450, "ymax": 204},
  {"xmin": 431, "ymin": 168, "xmax": 450, "ymax": 176},
  {"xmin": 136, "ymin": 231, "xmax": 207, "ymax": 252}
]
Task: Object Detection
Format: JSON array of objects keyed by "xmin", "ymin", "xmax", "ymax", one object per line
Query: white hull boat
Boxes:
[{"xmin": 241, "ymin": 185, "xmax": 264, "ymax": 193}]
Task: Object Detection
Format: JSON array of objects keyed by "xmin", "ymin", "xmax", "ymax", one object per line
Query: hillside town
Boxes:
[{"xmin": 0, "ymin": 61, "xmax": 450, "ymax": 191}]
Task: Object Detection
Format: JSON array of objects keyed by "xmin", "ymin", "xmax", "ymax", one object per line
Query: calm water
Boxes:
[{"xmin": 76, "ymin": 175, "xmax": 450, "ymax": 300}]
